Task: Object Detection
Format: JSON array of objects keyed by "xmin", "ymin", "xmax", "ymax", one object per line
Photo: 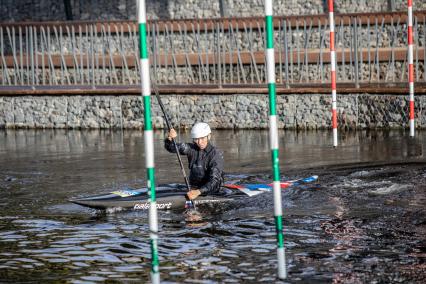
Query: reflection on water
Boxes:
[{"xmin": 0, "ymin": 129, "xmax": 425, "ymax": 282}]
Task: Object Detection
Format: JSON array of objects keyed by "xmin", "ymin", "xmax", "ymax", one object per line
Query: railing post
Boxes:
[
  {"xmin": 353, "ymin": 17, "xmax": 360, "ymax": 88},
  {"xmin": 283, "ymin": 20, "xmax": 290, "ymax": 89}
]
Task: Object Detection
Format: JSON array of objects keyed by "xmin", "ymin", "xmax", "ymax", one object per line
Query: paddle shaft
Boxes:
[{"xmin": 152, "ymin": 87, "xmax": 195, "ymax": 208}]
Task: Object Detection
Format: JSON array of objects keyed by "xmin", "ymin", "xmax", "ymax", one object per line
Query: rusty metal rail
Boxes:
[
  {"xmin": 0, "ymin": 11, "xmax": 425, "ymax": 93},
  {"xmin": 1, "ymin": 82, "xmax": 426, "ymax": 96},
  {"xmin": 3, "ymin": 47, "xmax": 424, "ymax": 67},
  {"xmin": 1, "ymin": 11, "xmax": 425, "ymax": 33}
]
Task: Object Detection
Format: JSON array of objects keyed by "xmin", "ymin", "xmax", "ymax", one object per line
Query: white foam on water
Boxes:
[
  {"xmin": 368, "ymin": 184, "xmax": 412, "ymax": 195},
  {"xmin": 106, "ymin": 207, "xmax": 125, "ymax": 214},
  {"xmin": 349, "ymin": 170, "xmax": 371, "ymax": 178}
]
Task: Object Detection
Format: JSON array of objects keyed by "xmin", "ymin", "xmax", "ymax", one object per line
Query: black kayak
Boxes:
[
  {"xmin": 70, "ymin": 176, "xmax": 318, "ymax": 211},
  {"xmin": 70, "ymin": 184, "xmax": 243, "ymax": 211}
]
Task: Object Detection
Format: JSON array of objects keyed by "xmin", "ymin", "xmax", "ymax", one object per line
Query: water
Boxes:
[{"xmin": 0, "ymin": 129, "xmax": 425, "ymax": 283}]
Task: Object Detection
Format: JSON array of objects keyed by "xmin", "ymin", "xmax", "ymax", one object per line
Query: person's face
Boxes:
[{"xmin": 193, "ymin": 136, "xmax": 209, "ymax": 150}]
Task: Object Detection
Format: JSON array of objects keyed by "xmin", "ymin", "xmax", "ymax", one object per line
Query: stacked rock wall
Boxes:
[
  {"xmin": 1, "ymin": 0, "xmax": 426, "ymax": 22},
  {"xmin": 0, "ymin": 93, "xmax": 424, "ymax": 129}
]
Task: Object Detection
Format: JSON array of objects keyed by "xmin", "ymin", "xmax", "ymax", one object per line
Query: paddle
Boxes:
[{"xmin": 152, "ymin": 85, "xmax": 195, "ymax": 209}]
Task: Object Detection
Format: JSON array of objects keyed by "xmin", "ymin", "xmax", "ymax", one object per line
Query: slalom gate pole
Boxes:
[
  {"xmin": 137, "ymin": 1, "xmax": 160, "ymax": 283},
  {"xmin": 408, "ymin": 0, "xmax": 415, "ymax": 137},
  {"xmin": 329, "ymin": 0, "xmax": 338, "ymax": 147},
  {"xmin": 264, "ymin": 0, "xmax": 286, "ymax": 279}
]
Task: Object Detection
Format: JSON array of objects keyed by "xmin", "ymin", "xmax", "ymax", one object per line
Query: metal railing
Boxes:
[{"xmin": 0, "ymin": 11, "xmax": 425, "ymax": 91}]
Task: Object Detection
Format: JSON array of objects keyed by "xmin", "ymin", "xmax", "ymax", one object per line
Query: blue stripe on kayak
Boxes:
[
  {"xmin": 287, "ymin": 176, "xmax": 318, "ymax": 187},
  {"xmin": 245, "ymin": 184, "xmax": 272, "ymax": 190},
  {"xmin": 300, "ymin": 176, "xmax": 318, "ymax": 183},
  {"xmin": 228, "ymin": 175, "xmax": 318, "ymax": 191}
]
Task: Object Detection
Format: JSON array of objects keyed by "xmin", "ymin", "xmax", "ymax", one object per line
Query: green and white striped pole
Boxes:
[
  {"xmin": 265, "ymin": 0, "xmax": 286, "ymax": 279},
  {"xmin": 138, "ymin": 1, "xmax": 160, "ymax": 283}
]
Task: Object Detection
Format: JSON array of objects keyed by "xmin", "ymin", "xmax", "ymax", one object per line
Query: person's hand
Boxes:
[
  {"xmin": 168, "ymin": 129, "xmax": 177, "ymax": 141},
  {"xmin": 187, "ymin": 189, "xmax": 201, "ymax": 200}
]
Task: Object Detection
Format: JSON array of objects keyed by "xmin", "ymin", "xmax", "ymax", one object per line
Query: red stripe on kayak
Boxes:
[
  {"xmin": 267, "ymin": 182, "xmax": 291, "ymax": 189},
  {"xmin": 224, "ymin": 184, "xmax": 243, "ymax": 189}
]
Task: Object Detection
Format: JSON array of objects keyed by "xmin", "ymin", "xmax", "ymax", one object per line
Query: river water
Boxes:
[{"xmin": 0, "ymin": 129, "xmax": 425, "ymax": 283}]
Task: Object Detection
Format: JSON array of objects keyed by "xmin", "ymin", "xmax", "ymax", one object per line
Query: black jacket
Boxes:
[{"xmin": 164, "ymin": 139, "xmax": 224, "ymax": 195}]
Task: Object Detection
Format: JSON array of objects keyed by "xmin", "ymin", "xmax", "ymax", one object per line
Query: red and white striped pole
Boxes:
[
  {"xmin": 408, "ymin": 0, "xmax": 415, "ymax": 137},
  {"xmin": 329, "ymin": 0, "xmax": 338, "ymax": 146}
]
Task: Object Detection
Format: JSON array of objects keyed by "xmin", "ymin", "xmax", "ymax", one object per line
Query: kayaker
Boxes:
[{"xmin": 164, "ymin": 122, "xmax": 224, "ymax": 200}]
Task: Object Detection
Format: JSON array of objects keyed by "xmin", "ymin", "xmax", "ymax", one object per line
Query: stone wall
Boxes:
[
  {"xmin": 0, "ymin": 93, "xmax": 424, "ymax": 129},
  {"xmin": 1, "ymin": 0, "xmax": 426, "ymax": 22}
]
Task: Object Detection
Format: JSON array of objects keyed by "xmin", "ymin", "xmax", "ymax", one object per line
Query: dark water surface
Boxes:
[{"xmin": 0, "ymin": 129, "xmax": 425, "ymax": 283}]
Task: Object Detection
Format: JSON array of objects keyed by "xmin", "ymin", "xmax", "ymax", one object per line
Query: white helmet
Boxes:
[{"xmin": 191, "ymin": 122, "xmax": 211, "ymax": 139}]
